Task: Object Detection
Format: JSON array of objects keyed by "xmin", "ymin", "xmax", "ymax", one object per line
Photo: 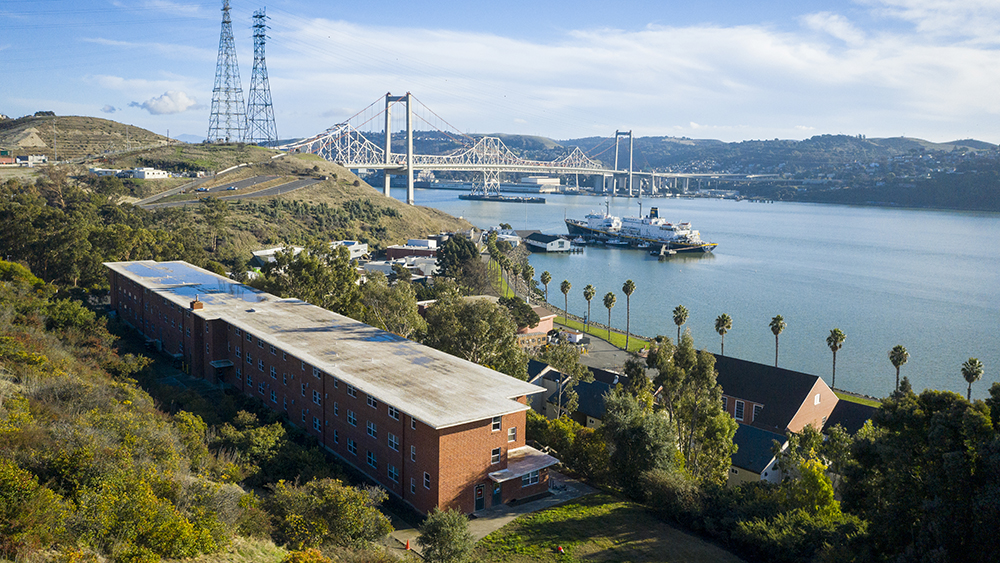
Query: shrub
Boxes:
[
  {"xmin": 282, "ymin": 548, "xmax": 331, "ymax": 563},
  {"xmin": 417, "ymin": 508, "xmax": 474, "ymax": 563}
]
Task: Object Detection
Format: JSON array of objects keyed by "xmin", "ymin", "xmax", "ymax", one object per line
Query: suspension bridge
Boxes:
[{"xmin": 280, "ymin": 93, "xmax": 767, "ymax": 205}]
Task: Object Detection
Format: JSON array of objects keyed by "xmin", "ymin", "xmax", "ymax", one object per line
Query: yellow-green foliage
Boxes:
[
  {"xmin": 281, "ymin": 548, "xmax": 331, "ymax": 563},
  {"xmin": 266, "ymin": 479, "xmax": 393, "ymax": 550},
  {"xmin": 0, "ymin": 458, "xmax": 68, "ymax": 557}
]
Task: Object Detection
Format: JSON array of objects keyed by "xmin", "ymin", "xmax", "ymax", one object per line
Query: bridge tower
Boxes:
[
  {"xmin": 384, "ymin": 93, "xmax": 414, "ymax": 204},
  {"xmin": 246, "ymin": 8, "xmax": 278, "ymax": 145},
  {"xmin": 613, "ymin": 130, "xmax": 634, "ymax": 196},
  {"xmin": 207, "ymin": 0, "xmax": 246, "ymax": 143}
]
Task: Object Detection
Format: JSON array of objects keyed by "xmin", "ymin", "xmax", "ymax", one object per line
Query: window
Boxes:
[
  {"xmin": 347, "ymin": 410, "xmax": 356, "ymax": 426},
  {"xmin": 491, "ymin": 447, "xmax": 501, "ymax": 464},
  {"xmin": 282, "ymin": 351, "xmax": 287, "ymax": 361},
  {"xmin": 313, "ymin": 367, "xmax": 320, "ymax": 378},
  {"xmin": 313, "ymin": 417, "xmax": 321, "ymax": 431},
  {"xmin": 367, "ymin": 450, "xmax": 377, "ymax": 469},
  {"xmin": 235, "ymin": 328, "xmax": 241, "ymax": 337},
  {"xmin": 271, "ymin": 391, "xmax": 277, "ymax": 403},
  {"xmin": 301, "ymin": 383, "xmax": 306, "ymax": 396},
  {"xmin": 411, "ymin": 445, "xmax": 416, "ymax": 462},
  {"xmin": 508, "ymin": 427, "xmax": 517, "ymax": 442},
  {"xmin": 411, "ymin": 418, "xmax": 417, "ymax": 430},
  {"xmin": 246, "ymin": 353, "xmax": 252, "ymax": 365},
  {"xmin": 348, "ymin": 439, "xmax": 357, "ymax": 455},
  {"xmin": 423, "ymin": 472, "xmax": 431, "ymax": 489},
  {"xmin": 283, "ymin": 397, "xmax": 287, "ymax": 410},
  {"xmin": 388, "ymin": 405, "xmax": 399, "ymax": 420},
  {"xmin": 257, "ymin": 338, "xmax": 263, "ymax": 348},
  {"xmin": 411, "ymin": 478, "xmax": 416, "ymax": 495},
  {"xmin": 721, "ymin": 396, "xmax": 727, "ymax": 410},
  {"xmin": 367, "ymin": 396, "xmax": 377, "ymax": 409},
  {"xmin": 333, "ymin": 430, "xmax": 339, "ymax": 444},
  {"xmin": 313, "ymin": 390, "xmax": 322, "ymax": 405},
  {"xmin": 270, "ymin": 344, "xmax": 276, "ymax": 355},
  {"xmin": 333, "ymin": 378, "xmax": 338, "ymax": 389},
  {"xmin": 388, "ymin": 465, "xmax": 398, "ymax": 483},
  {"xmin": 247, "ymin": 374, "xmax": 253, "ymax": 387},
  {"xmin": 236, "ymin": 367, "xmax": 242, "ymax": 380},
  {"xmin": 301, "ymin": 361, "xmax": 305, "ymax": 371},
  {"xmin": 185, "ymin": 328, "xmax": 190, "ymax": 337},
  {"xmin": 735, "ymin": 400, "xmax": 745, "ymax": 421},
  {"xmin": 367, "ymin": 420, "xmax": 377, "ymax": 438},
  {"xmin": 301, "ymin": 409, "xmax": 306, "ymax": 423},
  {"xmin": 388, "ymin": 432, "xmax": 398, "ymax": 451},
  {"xmin": 246, "ymin": 333, "xmax": 252, "ymax": 342},
  {"xmin": 334, "ymin": 402, "xmax": 339, "ymax": 416},
  {"xmin": 491, "ymin": 416, "xmax": 501, "ymax": 431},
  {"xmin": 258, "ymin": 382, "xmax": 265, "ymax": 394},
  {"xmin": 814, "ymin": 393, "xmax": 821, "ymax": 405},
  {"xmin": 347, "ymin": 385, "xmax": 357, "ymax": 398},
  {"xmin": 753, "ymin": 404, "xmax": 763, "ymax": 421},
  {"xmin": 270, "ymin": 366, "xmax": 277, "ymax": 378},
  {"xmin": 522, "ymin": 470, "xmax": 540, "ymax": 487},
  {"xmin": 258, "ymin": 359, "xmax": 264, "ymax": 372},
  {"xmin": 282, "ymin": 373, "xmax": 287, "ymax": 385},
  {"xmin": 235, "ymin": 346, "xmax": 242, "ymax": 358}
]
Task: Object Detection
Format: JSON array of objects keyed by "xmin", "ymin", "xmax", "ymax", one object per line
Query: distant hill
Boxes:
[{"xmin": 0, "ymin": 115, "xmax": 169, "ymax": 162}]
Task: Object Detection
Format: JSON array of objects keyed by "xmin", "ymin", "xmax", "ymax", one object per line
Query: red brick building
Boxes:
[{"xmin": 105, "ymin": 260, "xmax": 557, "ymax": 514}]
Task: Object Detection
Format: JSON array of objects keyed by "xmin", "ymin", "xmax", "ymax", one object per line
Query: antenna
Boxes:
[
  {"xmin": 246, "ymin": 8, "xmax": 278, "ymax": 145},
  {"xmin": 207, "ymin": 0, "xmax": 246, "ymax": 143}
]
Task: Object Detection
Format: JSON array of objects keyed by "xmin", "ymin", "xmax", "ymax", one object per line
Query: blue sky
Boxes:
[{"xmin": 3, "ymin": 0, "xmax": 1000, "ymax": 144}]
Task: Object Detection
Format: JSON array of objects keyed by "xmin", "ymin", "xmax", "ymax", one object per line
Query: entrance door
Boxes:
[
  {"xmin": 493, "ymin": 483, "xmax": 502, "ymax": 507},
  {"xmin": 475, "ymin": 484, "xmax": 485, "ymax": 511}
]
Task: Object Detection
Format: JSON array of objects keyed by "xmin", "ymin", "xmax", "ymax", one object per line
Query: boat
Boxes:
[
  {"xmin": 565, "ymin": 202, "xmax": 718, "ymax": 253},
  {"xmin": 571, "ymin": 236, "xmax": 587, "ymax": 245},
  {"xmin": 458, "ymin": 194, "xmax": 546, "ymax": 204}
]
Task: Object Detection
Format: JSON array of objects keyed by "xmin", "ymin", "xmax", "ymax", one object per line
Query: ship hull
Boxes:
[{"xmin": 565, "ymin": 219, "xmax": 717, "ymax": 253}]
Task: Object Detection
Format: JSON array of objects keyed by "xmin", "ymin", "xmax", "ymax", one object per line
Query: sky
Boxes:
[{"xmin": 2, "ymin": 0, "xmax": 1000, "ymax": 144}]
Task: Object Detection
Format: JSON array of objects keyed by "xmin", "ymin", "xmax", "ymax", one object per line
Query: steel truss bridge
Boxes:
[{"xmin": 280, "ymin": 93, "xmax": 771, "ymax": 205}]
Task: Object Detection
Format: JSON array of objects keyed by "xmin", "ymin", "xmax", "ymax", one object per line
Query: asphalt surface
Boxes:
[{"xmin": 138, "ymin": 176, "xmax": 321, "ymax": 209}]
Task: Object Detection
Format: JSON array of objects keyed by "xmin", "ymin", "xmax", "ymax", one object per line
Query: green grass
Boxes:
[
  {"xmin": 475, "ymin": 493, "xmax": 744, "ymax": 563},
  {"xmin": 556, "ymin": 315, "xmax": 648, "ymax": 353},
  {"xmin": 834, "ymin": 391, "xmax": 882, "ymax": 407}
]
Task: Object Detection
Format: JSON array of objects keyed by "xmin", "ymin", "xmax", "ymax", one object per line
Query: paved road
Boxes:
[{"xmin": 139, "ymin": 176, "xmax": 321, "ymax": 209}]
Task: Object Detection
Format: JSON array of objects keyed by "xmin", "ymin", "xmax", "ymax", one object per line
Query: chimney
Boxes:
[{"xmin": 190, "ymin": 295, "xmax": 204, "ymax": 310}]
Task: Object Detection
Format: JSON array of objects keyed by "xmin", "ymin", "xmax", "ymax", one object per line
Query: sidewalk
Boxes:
[{"xmin": 385, "ymin": 471, "xmax": 596, "ymax": 558}]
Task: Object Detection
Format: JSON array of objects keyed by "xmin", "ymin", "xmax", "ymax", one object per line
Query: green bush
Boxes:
[
  {"xmin": 0, "ymin": 458, "xmax": 68, "ymax": 557},
  {"xmin": 265, "ymin": 479, "xmax": 393, "ymax": 550}
]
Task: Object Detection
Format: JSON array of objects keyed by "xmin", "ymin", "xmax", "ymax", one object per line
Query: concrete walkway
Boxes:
[{"xmin": 385, "ymin": 471, "xmax": 596, "ymax": 558}]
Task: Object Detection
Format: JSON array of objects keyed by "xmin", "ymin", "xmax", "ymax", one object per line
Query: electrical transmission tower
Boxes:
[
  {"xmin": 245, "ymin": 8, "xmax": 278, "ymax": 145},
  {"xmin": 207, "ymin": 0, "xmax": 246, "ymax": 143}
]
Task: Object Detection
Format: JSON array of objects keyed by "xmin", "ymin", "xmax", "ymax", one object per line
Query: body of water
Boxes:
[{"xmin": 391, "ymin": 187, "xmax": 1000, "ymax": 400}]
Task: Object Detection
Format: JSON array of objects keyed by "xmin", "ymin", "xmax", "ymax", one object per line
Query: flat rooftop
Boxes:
[{"xmin": 105, "ymin": 260, "xmax": 541, "ymax": 429}]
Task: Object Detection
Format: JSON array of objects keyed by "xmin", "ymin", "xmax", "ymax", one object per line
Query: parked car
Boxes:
[
  {"xmin": 227, "ymin": 185, "xmax": 238, "ymax": 190},
  {"xmin": 195, "ymin": 187, "xmax": 209, "ymax": 192}
]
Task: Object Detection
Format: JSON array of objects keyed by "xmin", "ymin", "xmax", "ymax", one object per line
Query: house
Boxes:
[
  {"xmin": 559, "ymin": 328, "xmax": 584, "ymax": 344},
  {"xmin": 362, "ymin": 256, "xmax": 438, "ymax": 278},
  {"xmin": 105, "ymin": 260, "xmax": 558, "ymax": 515},
  {"xmin": 331, "ymin": 240, "xmax": 369, "ymax": 261},
  {"xmin": 386, "ymin": 239, "xmax": 438, "ymax": 259},
  {"xmin": 523, "ymin": 233, "xmax": 572, "ymax": 252},
  {"xmin": 249, "ymin": 246, "xmax": 305, "ymax": 269},
  {"xmin": 728, "ymin": 424, "xmax": 786, "ymax": 486},
  {"xmin": 15, "ymin": 155, "xmax": 47, "ymax": 167},
  {"xmin": 823, "ymin": 399, "xmax": 877, "ymax": 435},
  {"xmin": 545, "ymin": 379, "xmax": 614, "ymax": 428},
  {"xmin": 516, "ymin": 306, "xmax": 556, "ymax": 351},
  {"xmin": 89, "ymin": 167, "xmax": 123, "ymax": 177},
  {"xmin": 132, "ymin": 167, "xmax": 171, "ymax": 179}
]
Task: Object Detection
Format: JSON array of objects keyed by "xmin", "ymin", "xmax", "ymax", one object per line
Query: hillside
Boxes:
[{"xmin": 0, "ymin": 114, "xmax": 170, "ymax": 161}]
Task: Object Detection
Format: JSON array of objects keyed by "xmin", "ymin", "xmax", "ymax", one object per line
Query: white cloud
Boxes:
[
  {"xmin": 129, "ymin": 91, "xmax": 199, "ymax": 115},
  {"xmin": 100, "ymin": 105, "xmax": 119, "ymax": 113},
  {"xmin": 858, "ymin": 0, "xmax": 1000, "ymax": 41},
  {"xmin": 801, "ymin": 12, "xmax": 866, "ymax": 44}
]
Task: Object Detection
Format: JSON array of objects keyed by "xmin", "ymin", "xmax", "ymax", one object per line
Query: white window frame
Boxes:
[
  {"xmin": 491, "ymin": 447, "xmax": 501, "ymax": 465},
  {"xmin": 491, "ymin": 416, "xmax": 501, "ymax": 431},
  {"xmin": 388, "ymin": 405, "xmax": 399, "ymax": 420},
  {"xmin": 735, "ymin": 400, "xmax": 745, "ymax": 421},
  {"xmin": 521, "ymin": 470, "xmax": 540, "ymax": 487},
  {"xmin": 508, "ymin": 427, "xmax": 517, "ymax": 442},
  {"xmin": 367, "ymin": 420, "xmax": 377, "ymax": 438},
  {"xmin": 388, "ymin": 432, "xmax": 399, "ymax": 451},
  {"xmin": 348, "ymin": 410, "xmax": 357, "ymax": 427}
]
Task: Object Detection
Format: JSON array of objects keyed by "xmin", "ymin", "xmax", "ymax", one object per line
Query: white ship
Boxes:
[{"xmin": 565, "ymin": 205, "xmax": 717, "ymax": 253}]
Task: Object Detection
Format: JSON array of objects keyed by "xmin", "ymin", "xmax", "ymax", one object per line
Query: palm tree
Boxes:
[
  {"xmin": 889, "ymin": 345, "xmax": 909, "ymax": 392},
  {"xmin": 715, "ymin": 313, "xmax": 732, "ymax": 356},
  {"xmin": 603, "ymin": 292, "xmax": 616, "ymax": 340},
  {"xmin": 583, "ymin": 284, "xmax": 596, "ymax": 330},
  {"xmin": 961, "ymin": 357, "xmax": 984, "ymax": 401},
  {"xmin": 521, "ymin": 264, "xmax": 534, "ymax": 300},
  {"xmin": 672, "ymin": 305, "xmax": 688, "ymax": 344},
  {"xmin": 826, "ymin": 328, "xmax": 846, "ymax": 389},
  {"xmin": 560, "ymin": 280, "xmax": 571, "ymax": 322},
  {"xmin": 622, "ymin": 280, "xmax": 635, "ymax": 351},
  {"xmin": 540, "ymin": 271, "xmax": 551, "ymax": 302},
  {"xmin": 769, "ymin": 315, "xmax": 786, "ymax": 367}
]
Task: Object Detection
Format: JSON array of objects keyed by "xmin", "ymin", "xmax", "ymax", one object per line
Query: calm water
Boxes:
[{"xmin": 391, "ymin": 188, "xmax": 1000, "ymax": 400}]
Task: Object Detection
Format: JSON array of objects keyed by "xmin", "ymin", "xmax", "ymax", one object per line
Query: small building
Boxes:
[
  {"xmin": 330, "ymin": 240, "xmax": 369, "ymax": 261},
  {"xmin": 16, "ymin": 155, "xmax": 47, "ymax": 167},
  {"xmin": 524, "ymin": 233, "xmax": 571, "ymax": 253},
  {"xmin": 249, "ymin": 246, "xmax": 305, "ymax": 269},
  {"xmin": 89, "ymin": 168, "xmax": 123, "ymax": 177},
  {"xmin": 363, "ymin": 256, "xmax": 438, "ymax": 278},
  {"xmin": 545, "ymin": 378, "xmax": 613, "ymax": 428},
  {"xmin": 516, "ymin": 306, "xmax": 556, "ymax": 351},
  {"xmin": 386, "ymin": 239, "xmax": 438, "ymax": 260},
  {"xmin": 728, "ymin": 424, "xmax": 786, "ymax": 486},
  {"xmin": 132, "ymin": 167, "xmax": 171, "ymax": 179},
  {"xmin": 559, "ymin": 328, "xmax": 584, "ymax": 344}
]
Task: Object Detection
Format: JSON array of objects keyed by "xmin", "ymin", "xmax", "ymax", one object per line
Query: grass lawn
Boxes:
[
  {"xmin": 556, "ymin": 315, "xmax": 648, "ymax": 353},
  {"xmin": 475, "ymin": 493, "xmax": 743, "ymax": 563},
  {"xmin": 834, "ymin": 390, "xmax": 882, "ymax": 407}
]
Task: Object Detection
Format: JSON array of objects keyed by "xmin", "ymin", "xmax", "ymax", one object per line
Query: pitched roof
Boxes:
[
  {"xmin": 527, "ymin": 359, "xmax": 554, "ymax": 380},
  {"xmin": 714, "ymin": 355, "xmax": 823, "ymax": 433},
  {"xmin": 589, "ymin": 366, "xmax": 628, "ymax": 387},
  {"xmin": 525, "ymin": 233, "xmax": 563, "ymax": 244},
  {"xmin": 823, "ymin": 399, "xmax": 878, "ymax": 435},
  {"xmin": 547, "ymin": 379, "xmax": 614, "ymax": 420},
  {"xmin": 731, "ymin": 424, "xmax": 786, "ymax": 474}
]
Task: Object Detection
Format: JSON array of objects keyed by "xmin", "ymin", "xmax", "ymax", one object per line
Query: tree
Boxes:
[
  {"xmin": 961, "ymin": 357, "xmax": 984, "ymax": 401},
  {"xmin": 888, "ymin": 344, "xmax": 909, "ymax": 391},
  {"xmin": 359, "ymin": 271, "xmax": 426, "ymax": 339},
  {"xmin": 498, "ymin": 295, "xmax": 540, "ymax": 330},
  {"xmin": 266, "ymin": 479, "xmax": 393, "ymax": 549},
  {"xmin": 560, "ymin": 280, "xmax": 571, "ymax": 320},
  {"xmin": 714, "ymin": 313, "xmax": 732, "ymax": 355},
  {"xmin": 198, "ymin": 197, "xmax": 229, "ymax": 252},
  {"xmin": 423, "ymin": 291, "xmax": 528, "ymax": 379},
  {"xmin": 417, "ymin": 508, "xmax": 474, "ymax": 563},
  {"xmin": 622, "ymin": 279, "xmax": 636, "ymax": 351},
  {"xmin": 826, "ymin": 328, "xmax": 845, "ymax": 389},
  {"xmin": 521, "ymin": 263, "xmax": 534, "ymax": 294},
  {"xmin": 436, "ymin": 236, "xmax": 489, "ymax": 294},
  {"xmin": 254, "ymin": 245, "xmax": 363, "ymax": 319},
  {"xmin": 583, "ymin": 284, "xmax": 596, "ymax": 329},
  {"xmin": 603, "ymin": 291, "xmax": 616, "ymax": 340},
  {"xmin": 540, "ymin": 270, "xmax": 551, "ymax": 302},
  {"xmin": 769, "ymin": 315, "xmax": 786, "ymax": 367},
  {"xmin": 672, "ymin": 305, "xmax": 688, "ymax": 344},
  {"xmin": 535, "ymin": 341, "xmax": 593, "ymax": 418},
  {"xmin": 600, "ymin": 388, "xmax": 678, "ymax": 496}
]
